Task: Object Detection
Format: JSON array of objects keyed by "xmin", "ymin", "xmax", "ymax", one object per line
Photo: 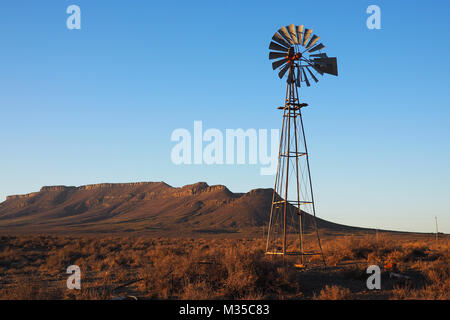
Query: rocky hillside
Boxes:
[{"xmin": 0, "ymin": 182, "xmax": 364, "ymax": 235}]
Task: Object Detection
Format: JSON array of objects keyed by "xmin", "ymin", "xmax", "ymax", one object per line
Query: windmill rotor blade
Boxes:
[
  {"xmin": 306, "ymin": 66, "xmax": 319, "ymax": 82},
  {"xmin": 272, "ymin": 33, "xmax": 291, "ymax": 48},
  {"xmin": 278, "ymin": 63, "xmax": 290, "ymax": 79},
  {"xmin": 269, "ymin": 41, "xmax": 289, "ymax": 52},
  {"xmin": 287, "ymin": 24, "xmax": 298, "ymax": 44},
  {"xmin": 302, "ymin": 68, "xmax": 311, "ymax": 87},
  {"xmin": 313, "ymin": 57, "xmax": 338, "ymax": 76},
  {"xmin": 278, "ymin": 26, "xmax": 293, "ymax": 45},
  {"xmin": 287, "ymin": 46, "xmax": 295, "ymax": 58},
  {"xmin": 272, "ymin": 58, "xmax": 288, "ymax": 70},
  {"xmin": 302, "ymin": 28, "xmax": 313, "ymax": 46},
  {"xmin": 268, "ymin": 26, "xmax": 336, "ymax": 81},
  {"xmin": 307, "ymin": 43, "xmax": 325, "ymax": 53},
  {"xmin": 296, "ymin": 25, "xmax": 304, "ymax": 47},
  {"xmin": 305, "ymin": 34, "xmax": 320, "ymax": 50},
  {"xmin": 269, "ymin": 51, "xmax": 287, "ymax": 60},
  {"xmin": 309, "ymin": 53, "xmax": 328, "ymax": 58}
]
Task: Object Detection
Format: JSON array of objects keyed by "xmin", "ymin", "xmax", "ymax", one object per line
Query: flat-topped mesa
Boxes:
[
  {"xmin": 181, "ymin": 182, "xmax": 232, "ymax": 194},
  {"xmin": 6, "ymin": 192, "xmax": 40, "ymax": 201},
  {"xmin": 39, "ymin": 182, "xmax": 166, "ymax": 192},
  {"xmin": 182, "ymin": 182, "xmax": 210, "ymax": 192},
  {"xmin": 40, "ymin": 186, "xmax": 76, "ymax": 192},
  {"xmin": 3, "ymin": 182, "xmax": 170, "ymax": 202},
  {"xmin": 209, "ymin": 185, "xmax": 229, "ymax": 192},
  {"xmin": 0, "ymin": 180, "xmax": 368, "ymax": 234},
  {"xmin": 4, "ymin": 182, "xmax": 233, "ymax": 203},
  {"xmin": 77, "ymin": 182, "xmax": 157, "ymax": 191}
]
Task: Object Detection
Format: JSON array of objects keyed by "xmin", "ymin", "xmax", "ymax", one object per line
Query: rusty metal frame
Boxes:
[{"xmin": 265, "ymin": 63, "xmax": 326, "ymax": 266}]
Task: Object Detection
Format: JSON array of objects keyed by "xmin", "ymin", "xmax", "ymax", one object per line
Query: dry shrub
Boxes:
[
  {"xmin": 179, "ymin": 281, "xmax": 214, "ymax": 300},
  {"xmin": 221, "ymin": 248, "xmax": 260, "ymax": 298},
  {"xmin": 2, "ymin": 276, "xmax": 64, "ymax": 300},
  {"xmin": 313, "ymin": 285, "xmax": 353, "ymax": 300},
  {"xmin": 391, "ymin": 282, "xmax": 449, "ymax": 300},
  {"xmin": 322, "ymin": 236, "xmax": 384, "ymax": 265},
  {"xmin": 75, "ymin": 286, "xmax": 113, "ymax": 300}
]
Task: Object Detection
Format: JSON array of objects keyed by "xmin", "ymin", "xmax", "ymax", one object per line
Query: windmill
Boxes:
[{"xmin": 265, "ymin": 24, "xmax": 338, "ymax": 267}]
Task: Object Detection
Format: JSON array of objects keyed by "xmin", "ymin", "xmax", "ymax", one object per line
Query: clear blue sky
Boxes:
[{"xmin": 1, "ymin": 0, "xmax": 449, "ymax": 233}]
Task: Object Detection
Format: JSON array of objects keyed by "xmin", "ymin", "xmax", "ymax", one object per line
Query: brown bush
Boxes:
[{"xmin": 313, "ymin": 285, "xmax": 353, "ymax": 300}]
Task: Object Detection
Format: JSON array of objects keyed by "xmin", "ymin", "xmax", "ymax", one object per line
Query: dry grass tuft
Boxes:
[{"xmin": 313, "ymin": 285, "xmax": 353, "ymax": 300}]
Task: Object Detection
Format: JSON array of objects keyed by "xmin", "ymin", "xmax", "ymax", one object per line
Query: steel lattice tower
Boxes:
[{"xmin": 265, "ymin": 24, "xmax": 338, "ymax": 267}]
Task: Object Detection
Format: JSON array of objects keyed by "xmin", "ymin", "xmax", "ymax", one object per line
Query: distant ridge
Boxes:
[{"xmin": 0, "ymin": 182, "xmax": 369, "ymax": 235}]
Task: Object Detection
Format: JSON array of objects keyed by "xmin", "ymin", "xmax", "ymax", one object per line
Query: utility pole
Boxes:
[{"xmin": 435, "ymin": 216, "xmax": 439, "ymax": 243}]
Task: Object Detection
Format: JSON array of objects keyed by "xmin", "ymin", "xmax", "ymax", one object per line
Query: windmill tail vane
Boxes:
[{"xmin": 265, "ymin": 24, "xmax": 338, "ymax": 268}]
